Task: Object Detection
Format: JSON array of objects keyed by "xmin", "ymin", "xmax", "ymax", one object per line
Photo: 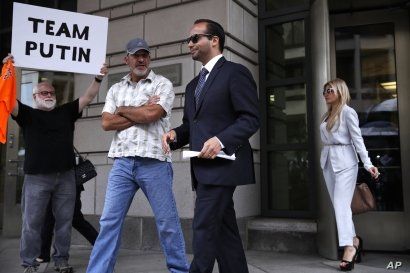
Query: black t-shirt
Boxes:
[{"xmin": 12, "ymin": 99, "xmax": 82, "ymax": 174}]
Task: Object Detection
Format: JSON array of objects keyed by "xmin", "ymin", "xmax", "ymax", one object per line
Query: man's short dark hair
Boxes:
[{"xmin": 194, "ymin": 19, "xmax": 225, "ymax": 52}]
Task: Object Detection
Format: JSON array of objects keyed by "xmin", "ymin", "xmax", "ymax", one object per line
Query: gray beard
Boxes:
[
  {"xmin": 34, "ymin": 97, "xmax": 56, "ymax": 111},
  {"xmin": 133, "ymin": 68, "xmax": 148, "ymax": 77}
]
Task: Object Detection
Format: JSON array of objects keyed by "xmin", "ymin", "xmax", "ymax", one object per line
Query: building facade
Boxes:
[{"xmin": 1, "ymin": 0, "xmax": 409, "ymax": 258}]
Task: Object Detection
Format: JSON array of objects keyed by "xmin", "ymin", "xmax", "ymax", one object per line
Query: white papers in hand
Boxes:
[{"xmin": 182, "ymin": 151, "xmax": 236, "ymax": 161}]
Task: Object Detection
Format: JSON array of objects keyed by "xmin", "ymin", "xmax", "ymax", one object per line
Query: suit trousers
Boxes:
[
  {"xmin": 190, "ymin": 183, "xmax": 248, "ymax": 273},
  {"xmin": 322, "ymin": 157, "xmax": 358, "ymax": 247}
]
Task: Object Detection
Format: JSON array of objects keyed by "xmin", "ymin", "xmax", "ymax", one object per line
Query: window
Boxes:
[
  {"xmin": 267, "ymin": 84, "xmax": 307, "ymax": 145},
  {"xmin": 260, "ymin": 13, "xmax": 313, "ymax": 217},
  {"xmin": 335, "ymin": 23, "xmax": 403, "ymax": 211},
  {"xmin": 266, "ymin": 21, "xmax": 306, "ymax": 80}
]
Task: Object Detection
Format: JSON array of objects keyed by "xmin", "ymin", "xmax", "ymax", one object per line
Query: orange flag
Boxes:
[{"xmin": 0, "ymin": 59, "xmax": 16, "ymax": 144}]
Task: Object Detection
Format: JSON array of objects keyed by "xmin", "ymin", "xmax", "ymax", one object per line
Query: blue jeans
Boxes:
[
  {"xmin": 21, "ymin": 170, "xmax": 76, "ymax": 268},
  {"xmin": 86, "ymin": 157, "xmax": 189, "ymax": 273}
]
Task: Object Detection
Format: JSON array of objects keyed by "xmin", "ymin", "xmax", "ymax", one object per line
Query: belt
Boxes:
[{"xmin": 324, "ymin": 143, "xmax": 352, "ymax": 146}]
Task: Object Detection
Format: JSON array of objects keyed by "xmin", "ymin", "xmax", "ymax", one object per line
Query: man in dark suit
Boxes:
[{"xmin": 162, "ymin": 19, "xmax": 259, "ymax": 273}]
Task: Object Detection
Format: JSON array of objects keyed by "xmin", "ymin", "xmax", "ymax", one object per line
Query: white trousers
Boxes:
[{"xmin": 322, "ymin": 158, "xmax": 358, "ymax": 247}]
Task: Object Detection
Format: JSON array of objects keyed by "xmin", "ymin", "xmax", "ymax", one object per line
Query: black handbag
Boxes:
[{"xmin": 74, "ymin": 147, "xmax": 97, "ymax": 185}]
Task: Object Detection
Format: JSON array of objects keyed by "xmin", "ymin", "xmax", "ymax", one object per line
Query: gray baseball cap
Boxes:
[{"xmin": 126, "ymin": 38, "xmax": 150, "ymax": 54}]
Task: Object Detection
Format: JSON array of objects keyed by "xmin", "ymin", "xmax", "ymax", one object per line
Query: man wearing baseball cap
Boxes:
[
  {"xmin": 85, "ymin": 38, "xmax": 189, "ymax": 273},
  {"xmin": 126, "ymin": 37, "xmax": 150, "ymax": 54}
]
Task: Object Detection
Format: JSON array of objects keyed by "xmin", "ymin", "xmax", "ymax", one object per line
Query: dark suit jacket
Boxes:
[{"xmin": 172, "ymin": 57, "xmax": 260, "ymax": 186}]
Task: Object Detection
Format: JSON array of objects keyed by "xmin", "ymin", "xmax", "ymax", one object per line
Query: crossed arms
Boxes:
[{"xmin": 101, "ymin": 96, "xmax": 164, "ymax": 131}]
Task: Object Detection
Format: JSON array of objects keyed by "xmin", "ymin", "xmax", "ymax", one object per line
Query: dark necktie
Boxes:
[{"xmin": 194, "ymin": 68, "xmax": 209, "ymax": 107}]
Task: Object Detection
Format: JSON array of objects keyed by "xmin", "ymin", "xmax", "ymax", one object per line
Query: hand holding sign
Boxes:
[
  {"xmin": 2, "ymin": 54, "xmax": 14, "ymax": 64},
  {"xmin": 78, "ymin": 62, "xmax": 109, "ymax": 112}
]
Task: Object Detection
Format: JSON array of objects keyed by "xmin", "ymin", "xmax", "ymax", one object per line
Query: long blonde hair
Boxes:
[{"xmin": 323, "ymin": 78, "xmax": 351, "ymax": 131}]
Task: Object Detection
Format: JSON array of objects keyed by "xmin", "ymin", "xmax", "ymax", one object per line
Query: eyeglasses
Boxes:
[
  {"xmin": 185, "ymin": 34, "xmax": 213, "ymax": 44},
  {"xmin": 36, "ymin": 90, "xmax": 55, "ymax": 97},
  {"xmin": 322, "ymin": 88, "xmax": 335, "ymax": 96}
]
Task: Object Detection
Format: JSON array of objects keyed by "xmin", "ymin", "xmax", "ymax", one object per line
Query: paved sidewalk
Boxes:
[{"xmin": 0, "ymin": 236, "xmax": 409, "ymax": 273}]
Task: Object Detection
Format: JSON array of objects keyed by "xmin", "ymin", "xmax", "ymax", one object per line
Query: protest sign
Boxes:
[{"xmin": 11, "ymin": 2, "xmax": 108, "ymax": 75}]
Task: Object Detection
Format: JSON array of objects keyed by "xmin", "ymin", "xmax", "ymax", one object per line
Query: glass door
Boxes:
[
  {"xmin": 330, "ymin": 9, "xmax": 410, "ymax": 250},
  {"xmin": 260, "ymin": 13, "xmax": 315, "ymax": 218}
]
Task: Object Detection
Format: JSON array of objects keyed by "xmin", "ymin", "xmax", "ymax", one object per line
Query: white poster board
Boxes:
[{"xmin": 11, "ymin": 3, "xmax": 108, "ymax": 75}]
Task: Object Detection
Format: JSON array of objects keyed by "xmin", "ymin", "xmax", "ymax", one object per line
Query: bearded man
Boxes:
[
  {"xmin": 2, "ymin": 54, "xmax": 108, "ymax": 273},
  {"xmin": 85, "ymin": 37, "xmax": 188, "ymax": 273}
]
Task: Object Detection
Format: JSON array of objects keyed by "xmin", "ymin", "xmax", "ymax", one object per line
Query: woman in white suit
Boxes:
[{"xmin": 320, "ymin": 78, "xmax": 379, "ymax": 271}]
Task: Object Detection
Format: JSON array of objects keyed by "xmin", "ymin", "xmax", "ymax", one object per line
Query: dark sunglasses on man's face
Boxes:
[
  {"xmin": 322, "ymin": 88, "xmax": 335, "ymax": 96},
  {"xmin": 185, "ymin": 34, "xmax": 213, "ymax": 44}
]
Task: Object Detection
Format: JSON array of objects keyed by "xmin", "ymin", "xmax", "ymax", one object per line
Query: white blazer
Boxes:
[{"xmin": 320, "ymin": 105, "xmax": 373, "ymax": 172}]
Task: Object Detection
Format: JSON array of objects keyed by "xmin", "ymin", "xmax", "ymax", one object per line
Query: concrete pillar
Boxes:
[{"xmin": 310, "ymin": 0, "xmax": 338, "ymax": 260}]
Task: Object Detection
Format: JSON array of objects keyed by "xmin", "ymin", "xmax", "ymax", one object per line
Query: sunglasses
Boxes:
[
  {"xmin": 185, "ymin": 34, "xmax": 213, "ymax": 44},
  {"xmin": 322, "ymin": 88, "xmax": 335, "ymax": 96},
  {"xmin": 36, "ymin": 90, "xmax": 55, "ymax": 97}
]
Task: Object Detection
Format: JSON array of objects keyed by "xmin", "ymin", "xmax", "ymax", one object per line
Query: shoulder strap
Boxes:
[{"xmin": 73, "ymin": 146, "xmax": 85, "ymax": 161}]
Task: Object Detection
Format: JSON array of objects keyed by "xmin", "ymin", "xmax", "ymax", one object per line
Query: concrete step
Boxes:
[{"xmin": 246, "ymin": 218, "xmax": 317, "ymax": 254}]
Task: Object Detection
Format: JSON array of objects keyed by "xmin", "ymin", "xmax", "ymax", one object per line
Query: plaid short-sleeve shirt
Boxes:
[{"xmin": 102, "ymin": 70, "xmax": 174, "ymax": 162}]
